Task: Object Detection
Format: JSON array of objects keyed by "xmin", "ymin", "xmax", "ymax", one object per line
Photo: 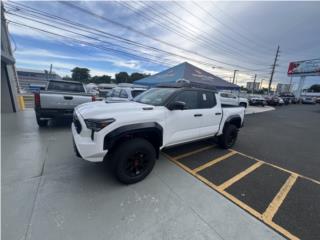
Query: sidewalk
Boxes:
[
  {"xmin": 245, "ymin": 106, "xmax": 275, "ymax": 115},
  {"xmin": 2, "ymin": 110, "xmax": 284, "ymax": 240}
]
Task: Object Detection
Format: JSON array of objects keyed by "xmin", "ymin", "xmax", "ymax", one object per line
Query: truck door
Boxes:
[
  {"xmin": 197, "ymin": 91, "xmax": 221, "ymax": 138},
  {"xmin": 164, "ymin": 90, "xmax": 201, "ymax": 146}
]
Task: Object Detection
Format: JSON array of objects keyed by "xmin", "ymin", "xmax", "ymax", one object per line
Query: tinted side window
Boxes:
[
  {"xmin": 131, "ymin": 90, "xmax": 145, "ymax": 98},
  {"xmin": 220, "ymin": 93, "xmax": 229, "ymax": 98},
  {"xmin": 119, "ymin": 89, "xmax": 128, "ymax": 98},
  {"xmin": 47, "ymin": 81, "xmax": 85, "ymax": 93},
  {"xmin": 199, "ymin": 91, "xmax": 216, "ymax": 108},
  {"xmin": 172, "ymin": 90, "xmax": 199, "ymax": 109},
  {"xmin": 111, "ymin": 89, "xmax": 121, "ymax": 97}
]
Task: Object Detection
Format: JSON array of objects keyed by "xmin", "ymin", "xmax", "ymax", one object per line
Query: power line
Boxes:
[
  {"xmin": 173, "ymin": 1, "xmax": 273, "ymax": 59},
  {"xmin": 59, "ymin": 1, "xmax": 271, "ymax": 71},
  {"xmin": 210, "ymin": 2, "xmax": 274, "ymax": 48},
  {"xmin": 147, "ymin": 1, "xmax": 272, "ymax": 65},
  {"xmin": 135, "ymin": 1, "xmax": 271, "ymax": 63},
  {"xmin": 7, "ymin": 11, "xmax": 174, "ymax": 66},
  {"xmin": 6, "ymin": 1, "xmax": 272, "ymax": 79},
  {"xmin": 6, "ymin": 19, "xmax": 173, "ymax": 67},
  {"xmin": 192, "ymin": 1, "xmax": 275, "ymax": 54}
]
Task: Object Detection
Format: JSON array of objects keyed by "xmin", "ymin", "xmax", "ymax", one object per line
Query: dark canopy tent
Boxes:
[{"xmin": 134, "ymin": 62, "xmax": 240, "ymax": 91}]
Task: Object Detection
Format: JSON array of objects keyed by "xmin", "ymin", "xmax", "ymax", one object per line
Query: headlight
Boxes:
[{"xmin": 84, "ymin": 118, "xmax": 115, "ymax": 131}]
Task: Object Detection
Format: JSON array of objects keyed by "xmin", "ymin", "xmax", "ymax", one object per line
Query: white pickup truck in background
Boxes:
[
  {"xmin": 34, "ymin": 80, "xmax": 95, "ymax": 127},
  {"xmin": 219, "ymin": 92, "xmax": 249, "ymax": 108}
]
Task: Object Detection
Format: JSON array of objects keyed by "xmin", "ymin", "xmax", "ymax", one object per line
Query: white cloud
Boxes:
[{"xmin": 6, "ymin": 1, "xmax": 320, "ymax": 87}]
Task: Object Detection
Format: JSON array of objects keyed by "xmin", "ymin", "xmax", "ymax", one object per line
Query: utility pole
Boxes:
[
  {"xmin": 260, "ymin": 79, "xmax": 264, "ymax": 90},
  {"xmin": 49, "ymin": 64, "xmax": 53, "ymax": 80},
  {"xmin": 289, "ymin": 76, "xmax": 293, "ymax": 92},
  {"xmin": 268, "ymin": 45, "xmax": 280, "ymax": 94},
  {"xmin": 252, "ymin": 74, "xmax": 257, "ymax": 94},
  {"xmin": 232, "ymin": 70, "xmax": 238, "ymax": 84}
]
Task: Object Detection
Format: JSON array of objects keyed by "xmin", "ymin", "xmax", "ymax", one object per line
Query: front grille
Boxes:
[{"xmin": 73, "ymin": 113, "xmax": 82, "ymax": 134}]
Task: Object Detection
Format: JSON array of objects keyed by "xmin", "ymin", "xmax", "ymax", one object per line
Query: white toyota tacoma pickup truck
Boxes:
[{"xmin": 72, "ymin": 83, "xmax": 245, "ymax": 184}]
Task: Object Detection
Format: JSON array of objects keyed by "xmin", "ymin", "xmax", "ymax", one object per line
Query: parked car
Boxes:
[
  {"xmin": 316, "ymin": 97, "xmax": 320, "ymax": 104},
  {"xmin": 278, "ymin": 97, "xmax": 285, "ymax": 105},
  {"xmin": 219, "ymin": 92, "xmax": 249, "ymax": 108},
  {"xmin": 301, "ymin": 96, "xmax": 316, "ymax": 104},
  {"xmin": 34, "ymin": 80, "xmax": 96, "ymax": 127},
  {"xmin": 98, "ymin": 83, "xmax": 117, "ymax": 98},
  {"xmin": 106, "ymin": 86, "xmax": 146, "ymax": 102},
  {"xmin": 248, "ymin": 95, "xmax": 266, "ymax": 106},
  {"xmin": 72, "ymin": 83, "xmax": 245, "ymax": 184},
  {"xmin": 279, "ymin": 93, "xmax": 298, "ymax": 104},
  {"xmin": 265, "ymin": 95, "xmax": 285, "ymax": 106}
]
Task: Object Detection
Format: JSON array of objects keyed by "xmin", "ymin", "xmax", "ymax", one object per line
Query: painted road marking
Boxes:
[
  {"xmin": 162, "ymin": 148, "xmax": 302, "ymax": 240},
  {"xmin": 231, "ymin": 149, "xmax": 320, "ymax": 186},
  {"xmin": 192, "ymin": 151, "xmax": 237, "ymax": 173},
  {"xmin": 217, "ymin": 161, "xmax": 264, "ymax": 191},
  {"xmin": 173, "ymin": 145, "xmax": 215, "ymax": 160},
  {"xmin": 262, "ymin": 174, "xmax": 298, "ymax": 222}
]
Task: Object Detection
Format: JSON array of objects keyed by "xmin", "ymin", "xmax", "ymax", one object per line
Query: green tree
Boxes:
[
  {"xmin": 71, "ymin": 67, "xmax": 90, "ymax": 82},
  {"xmin": 90, "ymin": 75, "xmax": 112, "ymax": 84},
  {"xmin": 62, "ymin": 75, "xmax": 72, "ymax": 81},
  {"xmin": 130, "ymin": 72, "xmax": 150, "ymax": 83},
  {"xmin": 308, "ymin": 84, "xmax": 320, "ymax": 92},
  {"xmin": 115, "ymin": 72, "xmax": 129, "ymax": 83}
]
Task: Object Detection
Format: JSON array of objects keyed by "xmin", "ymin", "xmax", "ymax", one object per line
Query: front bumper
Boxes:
[{"xmin": 72, "ymin": 123, "xmax": 107, "ymax": 162}]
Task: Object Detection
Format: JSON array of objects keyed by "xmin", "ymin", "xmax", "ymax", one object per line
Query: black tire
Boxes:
[
  {"xmin": 36, "ymin": 116, "xmax": 48, "ymax": 127},
  {"xmin": 218, "ymin": 124, "xmax": 239, "ymax": 149},
  {"xmin": 112, "ymin": 138, "xmax": 156, "ymax": 184},
  {"xmin": 239, "ymin": 102, "xmax": 247, "ymax": 108}
]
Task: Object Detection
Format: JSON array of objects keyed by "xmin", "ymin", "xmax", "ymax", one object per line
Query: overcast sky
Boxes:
[{"xmin": 5, "ymin": 1, "xmax": 320, "ymax": 89}]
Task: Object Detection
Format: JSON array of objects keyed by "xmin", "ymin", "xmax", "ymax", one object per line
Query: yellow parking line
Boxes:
[
  {"xmin": 194, "ymin": 173, "xmax": 299, "ymax": 240},
  {"xmin": 231, "ymin": 149, "xmax": 320, "ymax": 186},
  {"xmin": 162, "ymin": 152, "xmax": 194, "ymax": 175},
  {"xmin": 164, "ymin": 152, "xmax": 299, "ymax": 240},
  {"xmin": 262, "ymin": 174, "xmax": 298, "ymax": 222},
  {"xmin": 267, "ymin": 221, "xmax": 299, "ymax": 240},
  {"xmin": 173, "ymin": 145, "xmax": 215, "ymax": 160},
  {"xmin": 192, "ymin": 151, "xmax": 237, "ymax": 173},
  {"xmin": 217, "ymin": 161, "xmax": 263, "ymax": 191}
]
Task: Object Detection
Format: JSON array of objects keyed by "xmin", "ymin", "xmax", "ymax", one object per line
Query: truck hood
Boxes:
[{"xmin": 75, "ymin": 101, "xmax": 153, "ymax": 119}]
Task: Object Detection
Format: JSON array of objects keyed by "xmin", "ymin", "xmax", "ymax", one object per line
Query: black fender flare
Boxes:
[
  {"xmin": 103, "ymin": 122, "xmax": 163, "ymax": 150},
  {"xmin": 224, "ymin": 114, "xmax": 243, "ymax": 129}
]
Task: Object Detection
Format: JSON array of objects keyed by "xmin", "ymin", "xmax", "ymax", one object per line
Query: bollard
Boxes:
[{"xmin": 18, "ymin": 96, "xmax": 25, "ymax": 111}]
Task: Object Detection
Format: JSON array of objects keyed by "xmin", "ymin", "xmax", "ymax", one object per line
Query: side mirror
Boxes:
[{"xmin": 168, "ymin": 101, "xmax": 186, "ymax": 110}]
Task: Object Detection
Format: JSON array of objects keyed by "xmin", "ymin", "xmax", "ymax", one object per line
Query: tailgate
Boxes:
[{"xmin": 40, "ymin": 93, "xmax": 92, "ymax": 109}]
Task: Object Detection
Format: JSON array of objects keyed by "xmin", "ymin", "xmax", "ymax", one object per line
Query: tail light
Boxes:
[
  {"xmin": 91, "ymin": 95, "xmax": 96, "ymax": 102},
  {"xmin": 34, "ymin": 93, "xmax": 40, "ymax": 107}
]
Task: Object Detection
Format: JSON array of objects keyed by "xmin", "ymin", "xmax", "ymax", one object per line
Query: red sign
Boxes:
[{"xmin": 288, "ymin": 59, "xmax": 320, "ymax": 76}]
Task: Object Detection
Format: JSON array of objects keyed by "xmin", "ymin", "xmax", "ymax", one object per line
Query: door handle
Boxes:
[
  {"xmin": 64, "ymin": 96, "xmax": 73, "ymax": 100},
  {"xmin": 194, "ymin": 114, "xmax": 202, "ymax": 117},
  {"xmin": 215, "ymin": 112, "xmax": 222, "ymax": 115}
]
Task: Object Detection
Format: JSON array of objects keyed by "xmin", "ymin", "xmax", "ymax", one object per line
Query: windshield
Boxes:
[{"xmin": 134, "ymin": 88, "xmax": 176, "ymax": 106}]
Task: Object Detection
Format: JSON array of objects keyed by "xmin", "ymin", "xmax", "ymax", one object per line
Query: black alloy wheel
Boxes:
[{"xmin": 113, "ymin": 138, "xmax": 156, "ymax": 184}]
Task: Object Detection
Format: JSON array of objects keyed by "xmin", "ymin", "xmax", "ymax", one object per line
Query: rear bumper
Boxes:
[
  {"xmin": 72, "ymin": 123, "xmax": 107, "ymax": 162},
  {"xmin": 36, "ymin": 108, "xmax": 74, "ymax": 118}
]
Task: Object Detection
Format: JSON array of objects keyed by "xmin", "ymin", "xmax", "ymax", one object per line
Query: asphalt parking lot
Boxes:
[
  {"xmin": 164, "ymin": 104, "xmax": 320, "ymax": 240},
  {"xmin": 2, "ymin": 104, "xmax": 319, "ymax": 240}
]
